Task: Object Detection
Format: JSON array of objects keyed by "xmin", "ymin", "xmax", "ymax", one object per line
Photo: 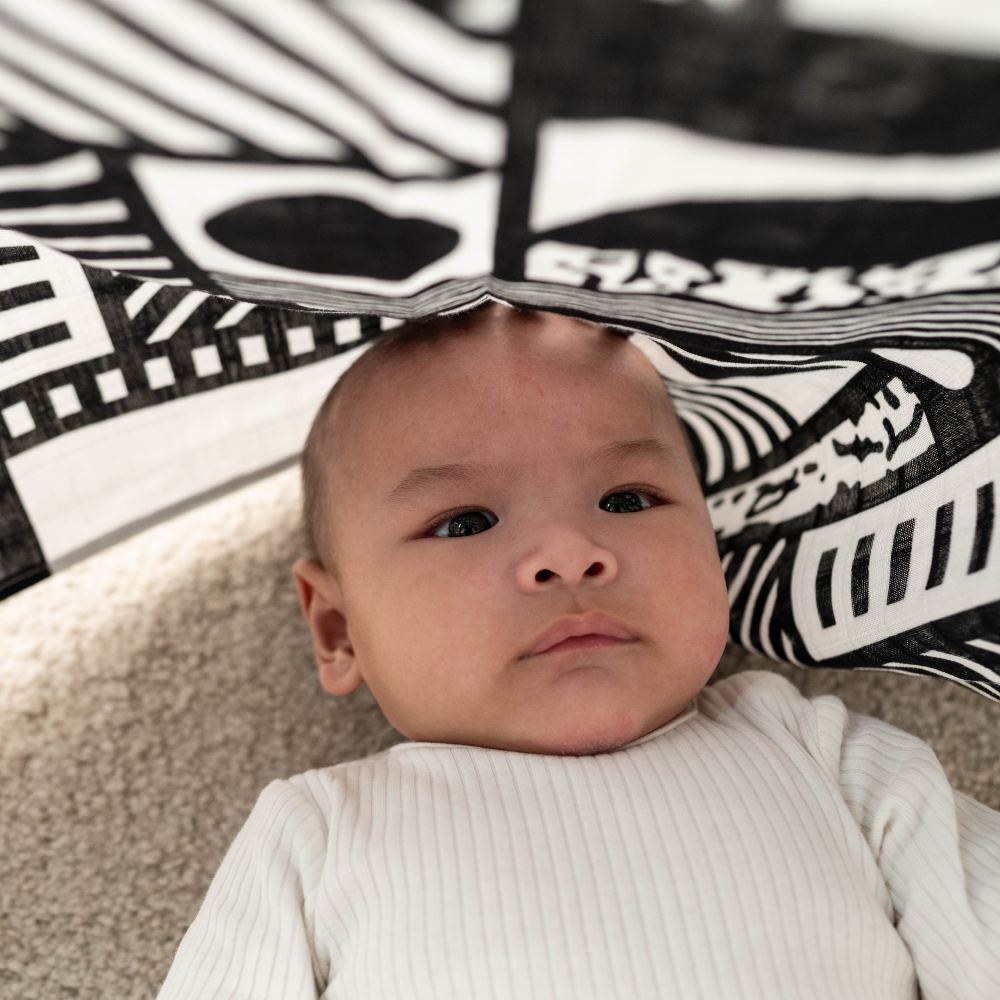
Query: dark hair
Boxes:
[{"xmin": 298, "ymin": 303, "xmax": 685, "ymax": 580}]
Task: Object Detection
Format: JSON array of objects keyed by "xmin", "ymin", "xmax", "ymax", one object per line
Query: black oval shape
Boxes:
[{"xmin": 204, "ymin": 194, "xmax": 459, "ymax": 280}]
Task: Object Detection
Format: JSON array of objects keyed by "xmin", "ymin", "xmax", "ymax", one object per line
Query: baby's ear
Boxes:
[
  {"xmin": 317, "ymin": 648, "xmax": 364, "ymax": 697},
  {"xmin": 290, "ymin": 557, "xmax": 335, "ymax": 622},
  {"xmin": 289, "ymin": 558, "xmax": 362, "ymax": 697}
]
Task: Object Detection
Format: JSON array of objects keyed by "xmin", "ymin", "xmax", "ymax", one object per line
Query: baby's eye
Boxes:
[
  {"xmin": 427, "ymin": 488, "xmax": 663, "ymax": 539},
  {"xmin": 600, "ymin": 489, "xmax": 658, "ymax": 514},
  {"xmin": 429, "ymin": 509, "xmax": 497, "ymax": 539}
]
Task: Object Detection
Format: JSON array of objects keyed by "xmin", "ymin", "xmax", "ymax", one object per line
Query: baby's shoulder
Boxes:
[
  {"xmin": 280, "ymin": 748, "xmax": 401, "ymax": 801},
  {"xmin": 699, "ymin": 667, "xmax": 835, "ymax": 745},
  {"xmin": 703, "ymin": 667, "xmax": 806, "ymax": 708}
]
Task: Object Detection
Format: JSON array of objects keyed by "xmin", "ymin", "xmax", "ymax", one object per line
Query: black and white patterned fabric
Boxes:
[{"xmin": 1, "ymin": 0, "xmax": 999, "ymax": 701}]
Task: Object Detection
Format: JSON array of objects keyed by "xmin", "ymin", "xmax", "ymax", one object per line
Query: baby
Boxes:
[{"xmin": 157, "ymin": 302, "xmax": 1000, "ymax": 999}]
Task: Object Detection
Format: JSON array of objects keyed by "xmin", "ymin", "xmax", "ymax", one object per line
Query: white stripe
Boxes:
[
  {"xmin": 968, "ymin": 637, "xmax": 1000, "ymax": 656},
  {"xmin": 676, "ymin": 383, "xmax": 793, "ymax": 438},
  {"xmin": 79, "ymin": 257, "xmax": 174, "ymax": 271},
  {"xmin": 47, "ymin": 235, "xmax": 154, "ymax": 251},
  {"xmin": 726, "ymin": 543, "xmax": 760, "ymax": 606},
  {"xmin": 0, "ymin": 296, "xmax": 66, "ymax": 339},
  {"xmin": 0, "ymin": 61, "xmax": 124, "ymax": 146},
  {"xmin": 670, "ymin": 388, "xmax": 775, "ymax": 458},
  {"xmin": 212, "ymin": 0, "xmax": 505, "ymax": 168},
  {"xmin": 757, "ymin": 578, "xmax": 780, "ymax": 662},
  {"xmin": 207, "ymin": 272, "xmax": 487, "ymax": 315},
  {"xmin": 214, "ymin": 301, "xmax": 256, "ymax": 329},
  {"xmin": 780, "ymin": 629, "xmax": 802, "ymax": 666},
  {"xmin": 884, "ymin": 660, "xmax": 985, "ymax": 682},
  {"xmin": 448, "ymin": 0, "xmax": 521, "ymax": 33},
  {"xmin": 720, "ymin": 549, "xmax": 735, "ymax": 577},
  {"xmin": 676, "ymin": 398, "xmax": 752, "ymax": 471},
  {"xmin": 0, "ymin": 151, "xmax": 102, "ymax": 193},
  {"xmin": 124, "ymin": 282, "xmax": 161, "ymax": 320},
  {"xmin": 1, "ymin": 0, "xmax": 345, "ymax": 159},
  {"xmin": 0, "ymin": 258, "xmax": 48, "ymax": 293},
  {"xmin": 532, "ymin": 117, "xmax": 1000, "ymax": 231},
  {"xmin": 0, "ymin": 199, "xmax": 128, "ymax": 225},
  {"xmin": 922, "ymin": 649, "xmax": 1000, "ymax": 686},
  {"xmin": 711, "ymin": 308, "xmax": 1000, "ymax": 351},
  {"xmin": 739, "ymin": 538, "xmax": 785, "ymax": 655},
  {"xmin": 146, "ymin": 291, "xmax": 210, "ymax": 344},
  {"xmin": 786, "ymin": 0, "xmax": 1000, "ymax": 59},
  {"xmin": 699, "ymin": 311, "xmax": 998, "ymax": 341},
  {"xmin": 490, "ymin": 279, "xmax": 1000, "ymax": 350},
  {"xmin": 632, "ymin": 284, "xmax": 1000, "ymax": 334},
  {"xmin": 333, "ymin": 0, "xmax": 512, "ymax": 104},
  {"xmin": 728, "ymin": 351, "xmax": 817, "ymax": 362},
  {"xmin": 681, "ymin": 300, "xmax": 1000, "ymax": 337},
  {"xmin": 0, "ymin": 19, "xmax": 236, "ymax": 155},
  {"xmin": 612, "ymin": 316, "xmax": 848, "ymax": 371},
  {"xmin": 104, "ymin": 0, "xmax": 448, "ymax": 177},
  {"xmin": 666, "ymin": 408, "xmax": 725, "ymax": 484}
]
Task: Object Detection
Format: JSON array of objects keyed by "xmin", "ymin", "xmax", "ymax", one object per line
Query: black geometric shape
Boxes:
[
  {"xmin": 204, "ymin": 195, "xmax": 459, "ymax": 280},
  {"xmin": 0, "ymin": 245, "xmax": 40, "ymax": 265},
  {"xmin": 887, "ymin": 517, "xmax": 915, "ymax": 605},
  {"xmin": 0, "ymin": 280, "xmax": 53, "ymax": 311},
  {"xmin": 970, "ymin": 481, "xmax": 994, "ymax": 575},
  {"xmin": 851, "ymin": 533, "xmax": 874, "ymax": 617},
  {"xmin": 0, "ymin": 321, "xmax": 71, "ymax": 363},
  {"xmin": 543, "ymin": 197, "xmax": 1000, "ymax": 272},
  {"xmin": 817, "ymin": 547, "xmax": 837, "ymax": 628},
  {"xmin": 927, "ymin": 500, "xmax": 953, "ymax": 590}
]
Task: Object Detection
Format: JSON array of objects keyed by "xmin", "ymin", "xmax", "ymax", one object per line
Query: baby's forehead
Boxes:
[{"xmin": 332, "ymin": 319, "xmax": 673, "ymax": 448}]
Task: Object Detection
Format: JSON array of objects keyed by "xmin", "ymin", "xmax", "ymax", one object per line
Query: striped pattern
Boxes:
[
  {"xmin": 155, "ymin": 670, "xmax": 1000, "ymax": 999},
  {"xmin": 721, "ymin": 524, "xmax": 1000, "ymax": 704},
  {"xmin": 0, "ymin": 229, "xmax": 113, "ymax": 380},
  {"xmin": 0, "ymin": 0, "xmax": 998, "ymax": 704},
  {"xmin": 672, "ymin": 380, "xmax": 796, "ymax": 487},
  {"xmin": 0, "ymin": 0, "xmax": 509, "ymax": 174},
  {"xmin": 882, "ymin": 639, "xmax": 1000, "ymax": 690},
  {"xmin": 0, "ymin": 152, "xmax": 185, "ymax": 277},
  {"xmin": 723, "ymin": 540, "xmax": 1000, "ymax": 698},
  {"xmin": 499, "ymin": 280, "xmax": 1000, "ymax": 359},
  {"xmin": 793, "ymin": 436, "xmax": 1000, "ymax": 680},
  {"xmin": 0, "ymin": 241, "xmax": 65, "ymax": 363}
]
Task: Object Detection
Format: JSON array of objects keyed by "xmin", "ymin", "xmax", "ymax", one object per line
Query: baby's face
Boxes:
[{"xmin": 293, "ymin": 308, "xmax": 731, "ymax": 755}]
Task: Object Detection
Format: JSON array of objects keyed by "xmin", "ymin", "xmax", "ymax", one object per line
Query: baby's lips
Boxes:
[{"xmin": 523, "ymin": 611, "xmax": 635, "ymax": 658}]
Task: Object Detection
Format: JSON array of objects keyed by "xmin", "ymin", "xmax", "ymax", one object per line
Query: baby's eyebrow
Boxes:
[{"xmin": 383, "ymin": 437, "xmax": 680, "ymax": 509}]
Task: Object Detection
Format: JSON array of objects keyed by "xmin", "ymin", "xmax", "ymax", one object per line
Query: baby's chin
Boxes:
[
  {"xmin": 398, "ymin": 688, "xmax": 690, "ymax": 756},
  {"xmin": 505, "ymin": 710, "xmax": 651, "ymax": 757},
  {"xmin": 545, "ymin": 732, "xmax": 636, "ymax": 756}
]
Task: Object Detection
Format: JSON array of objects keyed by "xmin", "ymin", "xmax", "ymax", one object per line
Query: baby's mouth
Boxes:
[{"xmin": 533, "ymin": 635, "xmax": 633, "ymax": 656}]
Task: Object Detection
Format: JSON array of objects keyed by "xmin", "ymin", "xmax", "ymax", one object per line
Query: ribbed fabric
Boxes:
[{"xmin": 156, "ymin": 670, "xmax": 1000, "ymax": 999}]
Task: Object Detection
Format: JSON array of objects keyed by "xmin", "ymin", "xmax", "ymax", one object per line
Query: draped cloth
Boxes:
[{"xmin": 1, "ymin": 0, "xmax": 998, "ymax": 700}]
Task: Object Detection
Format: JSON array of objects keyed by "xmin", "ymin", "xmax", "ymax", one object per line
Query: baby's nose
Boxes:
[{"xmin": 519, "ymin": 548, "xmax": 619, "ymax": 591}]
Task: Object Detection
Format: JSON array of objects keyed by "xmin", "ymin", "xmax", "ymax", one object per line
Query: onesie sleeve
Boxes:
[
  {"xmin": 810, "ymin": 689, "xmax": 1000, "ymax": 1000},
  {"xmin": 156, "ymin": 777, "xmax": 329, "ymax": 1000}
]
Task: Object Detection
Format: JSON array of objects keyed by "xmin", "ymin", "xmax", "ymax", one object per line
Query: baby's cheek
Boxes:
[
  {"xmin": 679, "ymin": 560, "xmax": 731, "ymax": 664},
  {"xmin": 701, "ymin": 617, "xmax": 731, "ymax": 668}
]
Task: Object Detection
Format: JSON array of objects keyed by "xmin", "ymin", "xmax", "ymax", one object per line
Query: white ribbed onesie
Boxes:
[{"xmin": 157, "ymin": 669, "xmax": 1000, "ymax": 999}]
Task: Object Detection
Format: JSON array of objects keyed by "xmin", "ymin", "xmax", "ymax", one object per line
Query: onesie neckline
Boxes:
[{"xmin": 389, "ymin": 698, "xmax": 699, "ymax": 757}]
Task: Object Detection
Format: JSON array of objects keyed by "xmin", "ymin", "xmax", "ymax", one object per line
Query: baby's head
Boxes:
[{"xmin": 291, "ymin": 303, "xmax": 730, "ymax": 755}]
